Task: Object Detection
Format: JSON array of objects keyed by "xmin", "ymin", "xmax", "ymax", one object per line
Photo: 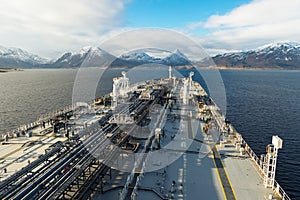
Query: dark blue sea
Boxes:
[
  {"xmin": 220, "ymin": 70, "xmax": 300, "ymax": 200},
  {"xmin": 0, "ymin": 68, "xmax": 299, "ymax": 199}
]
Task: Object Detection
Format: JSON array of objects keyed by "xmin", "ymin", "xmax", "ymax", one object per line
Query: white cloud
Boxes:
[
  {"xmin": 0, "ymin": 0, "xmax": 129, "ymax": 58},
  {"xmin": 199, "ymin": 0, "xmax": 300, "ymax": 50},
  {"xmin": 186, "ymin": 21, "xmax": 203, "ymax": 31}
]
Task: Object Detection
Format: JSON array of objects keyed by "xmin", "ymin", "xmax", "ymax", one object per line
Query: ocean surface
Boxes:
[
  {"xmin": 220, "ymin": 70, "xmax": 300, "ymax": 200},
  {"xmin": 0, "ymin": 68, "xmax": 299, "ymax": 199}
]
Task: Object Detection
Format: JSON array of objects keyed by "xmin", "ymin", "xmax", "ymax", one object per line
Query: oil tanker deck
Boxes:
[{"xmin": 0, "ymin": 68, "xmax": 291, "ymax": 200}]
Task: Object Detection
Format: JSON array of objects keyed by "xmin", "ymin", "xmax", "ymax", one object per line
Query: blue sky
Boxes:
[
  {"xmin": 0, "ymin": 0, "xmax": 299, "ymax": 58},
  {"xmin": 125, "ymin": 0, "xmax": 249, "ymax": 30}
]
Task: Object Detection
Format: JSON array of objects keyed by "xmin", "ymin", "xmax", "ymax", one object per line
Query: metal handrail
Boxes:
[
  {"xmin": 190, "ymin": 81, "xmax": 291, "ymax": 200},
  {"xmin": 234, "ymin": 132, "xmax": 291, "ymax": 200}
]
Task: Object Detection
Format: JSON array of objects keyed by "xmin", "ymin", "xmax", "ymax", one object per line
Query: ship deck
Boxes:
[
  {"xmin": 217, "ymin": 143, "xmax": 277, "ymax": 200},
  {"xmin": 0, "ymin": 75, "xmax": 285, "ymax": 200},
  {"xmin": 0, "ymin": 124, "xmax": 66, "ymax": 181},
  {"xmin": 95, "ymin": 78, "xmax": 277, "ymax": 200}
]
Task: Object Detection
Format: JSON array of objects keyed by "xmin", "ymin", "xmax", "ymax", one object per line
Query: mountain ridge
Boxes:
[
  {"xmin": 0, "ymin": 45, "xmax": 49, "ymax": 68},
  {"xmin": 213, "ymin": 41, "xmax": 300, "ymax": 69},
  {"xmin": 1, "ymin": 41, "xmax": 300, "ymax": 69}
]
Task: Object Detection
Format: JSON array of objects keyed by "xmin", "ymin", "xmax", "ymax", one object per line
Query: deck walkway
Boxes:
[
  {"xmin": 0, "ymin": 124, "xmax": 66, "ymax": 181},
  {"xmin": 217, "ymin": 143, "xmax": 277, "ymax": 200},
  {"xmin": 212, "ymin": 145, "xmax": 236, "ymax": 200}
]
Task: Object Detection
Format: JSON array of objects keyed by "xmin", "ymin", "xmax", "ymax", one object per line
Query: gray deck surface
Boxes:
[
  {"xmin": 212, "ymin": 145, "xmax": 236, "ymax": 200},
  {"xmin": 1, "ymin": 77, "xmax": 282, "ymax": 200}
]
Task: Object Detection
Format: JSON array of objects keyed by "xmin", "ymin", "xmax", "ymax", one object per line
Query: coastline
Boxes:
[
  {"xmin": 1, "ymin": 66, "xmax": 299, "ymax": 72},
  {"xmin": 214, "ymin": 66, "xmax": 287, "ymax": 70},
  {"xmin": 0, "ymin": 68, "xmax": 21, "ymax": 73}
]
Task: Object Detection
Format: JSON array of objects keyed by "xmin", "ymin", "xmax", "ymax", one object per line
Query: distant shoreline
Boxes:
[
  {"xmin": 1, "ymin": 66, "xmax": 299, "ymax": 71},
  {"xmin": 195, "ymin": 66, "xmax": 300, "ymax": 71},
  {"xmin": 0, "ymin": 68, "xmax": 20, "ymax": 73},
  {"xmin": 214, "ymin": 66, "xmax": 286, "ymax": 70}
]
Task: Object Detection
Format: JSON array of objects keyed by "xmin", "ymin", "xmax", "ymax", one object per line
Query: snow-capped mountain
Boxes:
[
  {"xmin": 163, "ymin": 49, "xmax": 191, "ymax": 66},
  {"xmin": 0, "ymin": 46, "xmax": 49, "ymax": 68},
  {"xmin": 50, "ymin": 47, "xmax": 115, "ymax": 68},
  {"xmin": 116, "ymin": 49, "xmax": 191, "ymax": 66},
  {"xmin": 120, "ymin": 52, "xmax": 153, "ymax": 63},
  {"xmin": 213, "ymin": 41, "xmax": 300, "ymax": 69},
  {"xmin": 1, "ymin": 42, "xmax": 300, "ymax": 69}
]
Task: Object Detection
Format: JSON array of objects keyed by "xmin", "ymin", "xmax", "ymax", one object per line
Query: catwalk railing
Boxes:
[
  {"xmin": 207, "ymin": 97, "xmax": 291, "ymax": 200},
  {"xmin": 235, "ymin": 131, "xmax": 291, "ymax": 200}
]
